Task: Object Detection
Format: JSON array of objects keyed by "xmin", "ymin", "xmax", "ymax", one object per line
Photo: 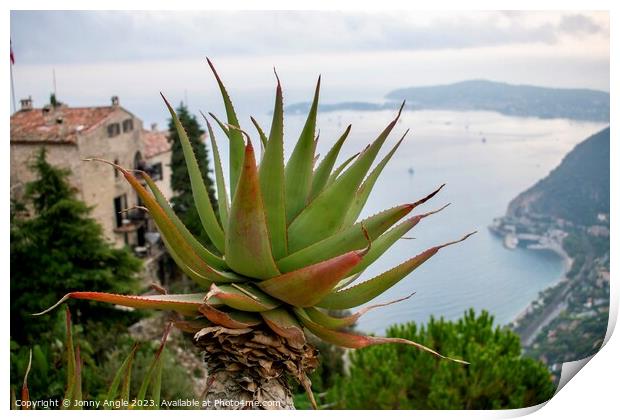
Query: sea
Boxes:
[{"xmin": 246, "ymin": 109, "xmax": 607, "ymax": 334}]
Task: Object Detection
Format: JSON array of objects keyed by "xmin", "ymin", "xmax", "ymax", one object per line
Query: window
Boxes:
[
  {"xmin": 122, "ymin": 118, "xmax": 134, "ymax": 133},
  {"xmin": 149, "ymin": 162, "xmax": 163, "ymax": 181},
  {"xmin": 114, "ymin": 194, "xmax": 127, "ymax": 228},
  {"xmin": 107, "ymin": 123, "xmax": 121, "ymax": 137},
  {"xmin": 114, "ymin": 159, "xmax": 120, "ymax": 179},
  {"xmin": 133, "ymin": 151, "xmax": 146, "ymax": 171}
]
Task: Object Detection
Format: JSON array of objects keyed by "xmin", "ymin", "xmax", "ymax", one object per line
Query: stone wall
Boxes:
[
  {"xmin": 10, "ymin": 142, "xmax": 82, "ymax": 199},
  {"xmin": 150, "ymin": 149, "xmax": 173, "ymax": 201},
  {"xmin": 76, "ymin": 108, "xmax": 144, "ymax": 247},
  {"xmin": 11, "ymin": 107, "xmax": 146, "ymax": 248}
]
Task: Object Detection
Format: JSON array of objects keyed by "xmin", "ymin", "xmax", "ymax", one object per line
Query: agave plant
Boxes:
[{"xmin": 37, "ymin": 59, "xmax": 474, "ymax": 409}]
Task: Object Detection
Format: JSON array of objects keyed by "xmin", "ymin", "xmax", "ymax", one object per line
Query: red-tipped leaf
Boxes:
[
  {"xmin": 317, "ymin": 232, "xmax": 476, "ymax": 309},
  {"xmin": 20, "ymin": 350, "xmax": 32, "ymax": 409},
  {"xmin": 260, "ymin": 307, "xmax": 306, "ymax": 347},
  {"xmin": 226, "ymin": 141, "xmax": 281, "ymax": 279},
  {"xmin": 257, "ymin": 247, "xmax": 368, "ymax": 307},
  {"xmin": 294, "ymin": 308, "xmax": 468, "ymax": 364},
  {"xmin": 34, "ymin": 292, "xmax": 220, "ymax": 317},
  {"xmin": 199, "ymin": 304, "xmax": 262, "ymax": 329},
  {"xmin": 206, "ymin": 284, "xmax": 280, "ymax": 312},
  {"xmin": 304, "ymin": 292, "xmax": 415, "ymax": 330}
]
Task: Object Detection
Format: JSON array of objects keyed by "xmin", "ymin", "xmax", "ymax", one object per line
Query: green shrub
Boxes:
[{"xmin": 327, "ymin": 310, "xmax": 555, "ymax": 409}]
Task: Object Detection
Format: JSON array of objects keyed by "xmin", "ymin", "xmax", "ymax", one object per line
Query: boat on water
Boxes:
[{"xmin": 504, "ymin": 234, "xmax": 519, "ymax": 249}]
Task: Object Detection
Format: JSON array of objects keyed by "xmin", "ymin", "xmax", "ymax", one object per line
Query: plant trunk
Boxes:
[
  {"xmin": 201, "ymin": 368, "xmax": 294, "ymax": 410},
  {"xmin": 193, "ymin": 325, "xmax": 318, "ymax": 410}
]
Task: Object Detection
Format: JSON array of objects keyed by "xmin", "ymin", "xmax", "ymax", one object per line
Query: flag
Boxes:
[{"xmin": 10, "ymin": 41, "xmax": 15, "ymax": 65}]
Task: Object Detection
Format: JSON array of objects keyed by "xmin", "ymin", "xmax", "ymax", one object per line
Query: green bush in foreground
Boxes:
[{"xmin": 327, "ymin": 310, "xmax": 555, "ymax": 409}]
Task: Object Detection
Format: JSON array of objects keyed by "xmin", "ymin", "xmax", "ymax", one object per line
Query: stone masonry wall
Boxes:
[{"xmin": 77, "ymin": 108, "xmax": 145, "ymax": 247}]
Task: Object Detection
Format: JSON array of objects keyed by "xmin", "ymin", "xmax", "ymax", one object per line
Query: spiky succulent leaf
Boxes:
[
  {"xmin": 105, "ymin": 343, "xmax": 138, "ymax": 406},
  {"xmin": 325, "ymin": 151, "xmax": 360, "ymax": 189},
  {"xmin": 226, "ymin": 141, "xmax": 280, "ymax": 279},
  {"xmin": 260, "ymin": 307, "xmax": 306, "ymax": 347},
  {"xmin": 333, "ymin": 272, "xmax": 363, "ymax": 291},
  {"xmin": 199, "ymin": 304, "xmax": 262, "ymax": 329},
  {"xmin": 161, "ymin": 93, "xmax": 224, "ymax": 252},
  {"xmin": 20, "ymin": 350, "xmax": 32, "ymax": 410},
  {"xmin": 158, "ymin": 235, "xmax": 214, "ymax": 288},
  {"xmin": 349, "ymin": 204, "xmax": 449, "ymax": 276},
  {"xmin": 317, "ymin": 232, "xmax": 476, "ymax": 309},
  {"xmin": 63, "ymin": 307, "xmax": 76, "ymax": 408},
  {"xmin": 86, "ymin": 158, "xmax": 239, "ymax": 285},
  {"xmin": 206, "ymin": 284, "xmax": 280, "ymax": 312},
  {"xmin": 202, "ymin": 112, "xmax": 230, "ymax": 229},
  {"xmin": 250, "ymin": 116, "xmax": 269, "ymax": 152},
  {"xmin": 257, "ymin": 247, "xmax": 367, "ymax": 307},
  {"xmin": 304, "ymin": 292, "xmax": 415, "ymax": 330},
  {"xmin": 206, "ymin": 58, "xmax": 245, "ymax": 195},
  {"xmin": 277, "ymin": 204, "xmax": 414, "ymax": 273},
  {"xmin": 141, "ymin": 170, "xmax": 228, "ymax": 271},
  {"xmin": 34, "ymin": 292, "xmax": 220, "ymax": 317},
  {"xmin": 278, "ymin": 185, "xmax": 443, "ymax": 273},
  {"xmin": 73, "ymin": 346, "xmax": 83, "ymax": 409},
  {"xmin": 134, "ymin": 323, "xmax": 171, "ymax": 409},
  {"xmin": 287, "ymin": 102, "xmax": 405, "ymax": 252},
  {"xmin": 151, "ymin": 358, "xmax": 164, "ymax": 409},
  {"xmin": 294, "ymin": 308, "xmax": 467, "ymax": 363},
  {"xmin": 258, "ymin": 75, "xmax": 287, "ymax": 259},
  {"xmin": 309, "ymin": 125, "xmax": 351, "ymax": 200},
  {"xmin": 285, "ymin": 77, "xmax": 321, "ymax": 222},
  {"xmin": 208, "ymin": 112, "xmax": 230, "ymax": 138},
  {"xmin": 173, "ymin": 318, "xmax": 213, "ymax": 334},
  {"xmin": 343, "ymin": 129, "xmax": 409, "ymax": 226}
]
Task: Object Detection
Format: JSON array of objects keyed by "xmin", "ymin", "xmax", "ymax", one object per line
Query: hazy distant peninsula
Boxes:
[{"xmin": 285, "ymin": 80, "xmax": 610, "ymax": 122}]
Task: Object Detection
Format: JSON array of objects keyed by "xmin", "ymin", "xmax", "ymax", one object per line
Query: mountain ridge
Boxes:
[{"xmin": 285, "ymin": 80, "xmax": 609, "ymax": 122}]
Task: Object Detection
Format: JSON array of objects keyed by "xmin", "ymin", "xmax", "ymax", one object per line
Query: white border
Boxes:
[{"xmin": 3, "ymin": 2, "xmax": 616, "ymax": 419}]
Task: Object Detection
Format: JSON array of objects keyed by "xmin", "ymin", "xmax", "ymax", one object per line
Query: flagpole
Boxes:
[{"xmin": 10, "ymin": 61, "xmax": 17, "ymax": 114}]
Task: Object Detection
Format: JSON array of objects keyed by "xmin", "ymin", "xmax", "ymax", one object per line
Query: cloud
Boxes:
[
  {"xmin": 9, "ymin": 11, "xmax": 608, "ymax": 66},
  {"xmin": 558, "ymin": 14, "xmax": 603, "ymax": 35}
]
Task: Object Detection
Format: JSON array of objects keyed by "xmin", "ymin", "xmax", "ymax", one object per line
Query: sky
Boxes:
[{"xmin": 10, "ymin": 10, "xmax": 610, "ymax": 127}]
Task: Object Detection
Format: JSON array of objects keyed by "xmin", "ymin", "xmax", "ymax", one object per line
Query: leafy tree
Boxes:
[
  {"xmin": 10, "ymin": 148, "xmax": 142, "ymax": 343},
  {"xmin": 327, "ymin": 310, "xmax": 556, "ymax": 409},
  {"xmin": 168, "ymin": 103, "xmax": 218, "ymax": 245}
]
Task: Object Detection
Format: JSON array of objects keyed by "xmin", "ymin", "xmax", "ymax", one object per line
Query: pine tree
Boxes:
[
  {"xmin": 167, "ymin": 102, "xmax": 218, "ymax": 246},
  {"xmin": 10, "ymin": 149, "xmax": 142, "ymax": 343},
  {"xmin": 327, "ymin": 310, "xmax": 556, "ymax": 409}
]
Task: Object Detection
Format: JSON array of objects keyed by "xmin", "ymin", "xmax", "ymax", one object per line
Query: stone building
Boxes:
[
  {"xmin": 10, "ymin": 96, "xmax": 170, "ymax": 254},
  {"xmin": 142, "ymin": 123, "xmax": 173, "ymax": 201}
]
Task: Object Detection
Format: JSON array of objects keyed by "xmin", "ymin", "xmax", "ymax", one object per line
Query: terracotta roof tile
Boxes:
[
  {"xmin": 10, "ymin": 106, "xmax": 116, "ymax": 143},
  {"xmin": 142, "ymin": 129, "xmax": 171, "ymax": 158}
]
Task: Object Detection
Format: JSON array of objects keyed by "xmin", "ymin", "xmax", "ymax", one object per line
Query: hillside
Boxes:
[
  {"xmin": 387, "ymin": 80, "xmax": 609, "ymax": 121},
  {"xmin": 285, "ymin": 80, "xmax": 610, "ymax": 122},
  {"xmin": 503, "ymin": 128, "xmax": 610, "ymax": 379},
  {"xmin": 507, "ymin": 127, "xmax": 610, "ymax": 226}
]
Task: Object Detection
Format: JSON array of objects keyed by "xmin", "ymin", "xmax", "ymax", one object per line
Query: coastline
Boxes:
[
  {"xmin": 507, "ymin": 235, "xmax": 575, "ymax": 347},
  {"xmin": 489, "ymin": 217, "xmax": 574, "ymax": 329},
  {"xmin": 510, "ymin": 243, "xmax": 572, "ymax": 326}
]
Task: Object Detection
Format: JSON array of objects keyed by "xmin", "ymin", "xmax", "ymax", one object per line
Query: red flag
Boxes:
[{"xmin": 10, "ymin": 41, "xmax": 15, "ymax": 65}]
